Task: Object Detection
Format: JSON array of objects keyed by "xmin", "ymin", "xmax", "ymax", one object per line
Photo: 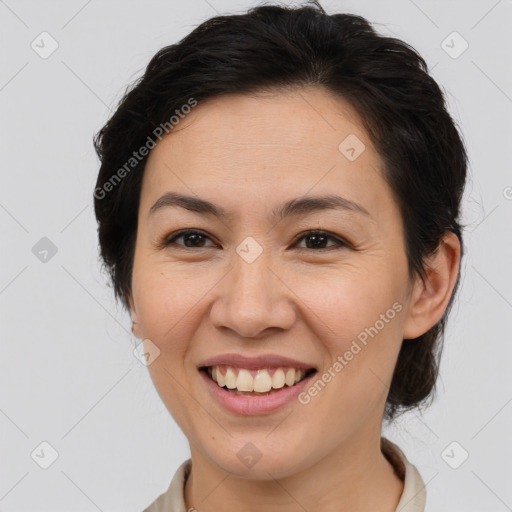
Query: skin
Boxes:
[{"xmin": 129, "ymin": 87, "xmax": 460, "ymax": 511}]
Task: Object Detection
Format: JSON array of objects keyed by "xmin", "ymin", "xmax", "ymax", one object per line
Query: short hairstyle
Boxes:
[{"xmin": 93, "ymin": 1, "xmax": 468, "ymax": 421}]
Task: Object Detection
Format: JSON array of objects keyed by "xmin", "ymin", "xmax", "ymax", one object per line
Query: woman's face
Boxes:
[{"xmin": 130, "ymin": 87, "xmax": 423, "ymax": 478}]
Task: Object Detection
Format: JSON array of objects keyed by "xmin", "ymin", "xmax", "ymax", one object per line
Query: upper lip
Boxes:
[{"xmin": 199, "ymin": 353, "xmax": 317, "ymax": 371}]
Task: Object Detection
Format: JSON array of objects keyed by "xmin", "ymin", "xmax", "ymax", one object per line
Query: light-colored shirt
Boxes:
[{"xmin": 143, "ymin": 437, "xmax": 426, "ymax": 512}]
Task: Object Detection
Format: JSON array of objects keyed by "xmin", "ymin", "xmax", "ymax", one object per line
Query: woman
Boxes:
[{"xmin": 93, "ymin": 2, "xmax": 467, "ymax": 511}]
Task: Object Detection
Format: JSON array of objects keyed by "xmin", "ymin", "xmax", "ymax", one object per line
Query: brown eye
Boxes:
[
  {"xmin": 294, "ymin": 231, "xmax": 348, "ymax": 250},
  {"xmin": 163, "ymin": 230, "xmax": 216, "ymax": 248}
]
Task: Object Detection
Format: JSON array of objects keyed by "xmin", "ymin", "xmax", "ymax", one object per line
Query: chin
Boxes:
[{"xmin": 200, "ymin": 435, "xmax": 311, "ymax": 480}]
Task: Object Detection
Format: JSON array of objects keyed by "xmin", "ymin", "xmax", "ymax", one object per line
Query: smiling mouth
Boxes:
[{"xmin": 200, "ymin": 365, "xmax": 317, "ymax": 396}]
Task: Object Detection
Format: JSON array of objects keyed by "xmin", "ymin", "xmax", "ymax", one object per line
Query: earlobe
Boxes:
[
  {"xmin": 131, "ymin": 318, "xmax": 141, "ymax": 338},
  {"xmin": 128, "ymin": 295, "xmax": 141, "ymax": 339},
  {"xmin": 402, "ymin": 232, "xmax": 461, "ymax": 340}
]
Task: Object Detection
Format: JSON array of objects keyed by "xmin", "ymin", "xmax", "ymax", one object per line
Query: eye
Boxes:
[
  {"xmin": 293, "ymin": 230, "xmax": 348, "ymax": 250},
  {"xmin": 162, "ymin": 229, "xmax": 216, "ymax": 248}
]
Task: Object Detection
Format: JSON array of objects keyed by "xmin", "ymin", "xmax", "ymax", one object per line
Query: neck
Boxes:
[{"xmin": 184, "ymin": 435, "xmax": 404, "ymax": 512}]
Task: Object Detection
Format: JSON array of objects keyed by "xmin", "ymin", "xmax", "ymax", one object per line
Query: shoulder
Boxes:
[
  {"xmin": 143, "ymin": 459, "xmax": 192, "ymax": 512},
  {"xmin": 382, "ymin": 437, "xmax": 427, "ymax": 512}
]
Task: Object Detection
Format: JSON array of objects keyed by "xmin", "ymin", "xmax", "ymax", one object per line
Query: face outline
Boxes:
[{"xmin": 128, "ymin": 86, "xmax": 460, "ymax": 482}]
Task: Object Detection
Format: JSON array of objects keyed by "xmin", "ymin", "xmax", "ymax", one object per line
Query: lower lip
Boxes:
[{"xmin": 199, "ymin": 369, "xmax": 316, "ymax": 416}]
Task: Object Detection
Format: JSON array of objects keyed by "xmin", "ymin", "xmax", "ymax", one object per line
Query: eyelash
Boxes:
[{"xmin": 159, "ymin": 229, "xmax": 350, "ymax": 251}]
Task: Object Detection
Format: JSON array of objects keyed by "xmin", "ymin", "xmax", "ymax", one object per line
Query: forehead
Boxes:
[
  {"xmin": 150, "ymin": 87, "xmax": 369, "ymax": 165},
  {"xmin": 141, "ymin": 87, "xmax": 394, "ymax": 224}
]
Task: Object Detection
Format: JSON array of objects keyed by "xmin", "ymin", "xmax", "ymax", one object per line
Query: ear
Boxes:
[
  {"xmin": 128, "ymin": 294, "xmax": 142, "ymax": 339},
  {"xmin": 403, "ymin": 231, "xmax": 461, "ymax": 340}
]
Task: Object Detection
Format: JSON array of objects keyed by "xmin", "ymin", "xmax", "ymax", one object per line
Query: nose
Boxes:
[{"xmin": 209, "ymin": 249, "xmax": 296, "ymax": 338}]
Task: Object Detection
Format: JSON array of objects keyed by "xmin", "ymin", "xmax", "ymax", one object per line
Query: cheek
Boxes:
[
  {"xmin": 298, "ymin": 260, "xmax": 404, "ymax": 340},
  {"xmin": 131, "ymin": 262, "xmax": 211, "ymax": 426},
  {"xmin": 132, "ymin": 259, "xmax": 210, "ymax": 340},
  {"xmin": 295, "ymin": 263, "xmax": 406, "ymax": 395}
]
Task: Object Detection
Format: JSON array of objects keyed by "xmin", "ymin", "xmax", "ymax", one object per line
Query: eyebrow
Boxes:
[{"xmin": 148, "ymin": 191, "xmax": 371, "ymax": 220}]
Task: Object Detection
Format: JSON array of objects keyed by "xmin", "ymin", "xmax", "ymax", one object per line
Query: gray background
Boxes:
[{"xmin": 1, "ymin": 0, "xmax": 511, "ymax": 510}]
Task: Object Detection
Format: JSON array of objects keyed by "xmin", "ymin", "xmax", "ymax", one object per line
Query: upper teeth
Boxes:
[{"xmin": 209, "ymin": 366, "xmax": 307, "ymax": 393}]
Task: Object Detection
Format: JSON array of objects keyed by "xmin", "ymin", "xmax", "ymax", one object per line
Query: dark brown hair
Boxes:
[{"xmin": 93, "ymin": 1, "xmax": 468, "ymax": 421}]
